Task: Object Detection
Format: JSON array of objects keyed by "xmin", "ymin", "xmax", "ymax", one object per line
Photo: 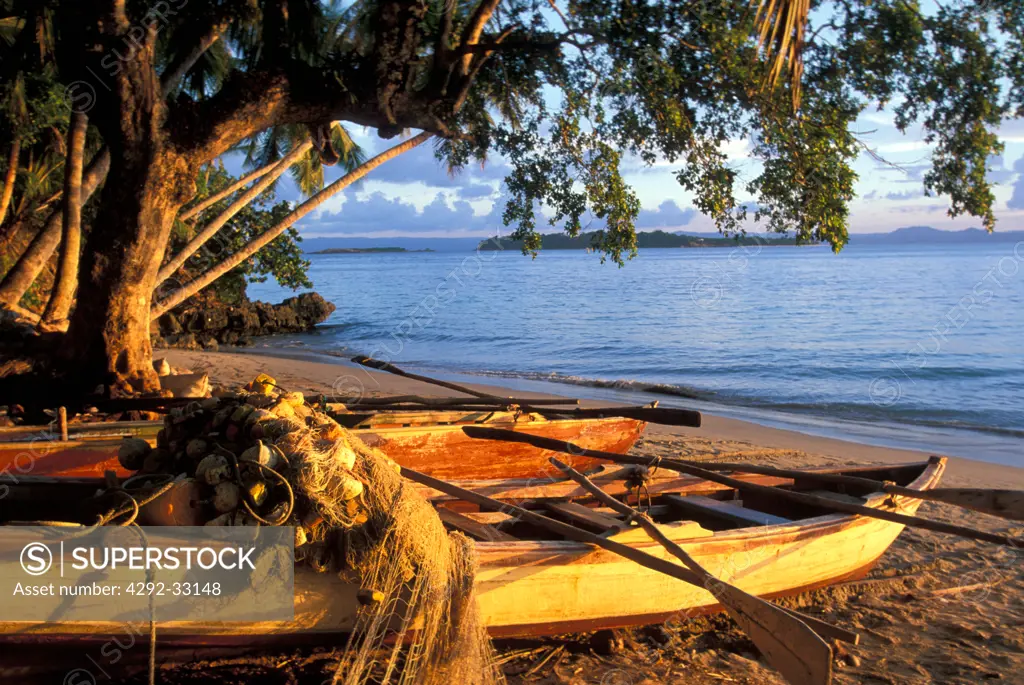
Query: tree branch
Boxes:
[
  {"xmin": 160, "ymin": 20, "xmax": 229, "ymax": 97},
  {"xmin": 459, "ymin": 0, "xmax": 502, "ymax": 75},
  {"xmin": 454, "ymin": 25, "xmax": 518, "ymax": 111}
]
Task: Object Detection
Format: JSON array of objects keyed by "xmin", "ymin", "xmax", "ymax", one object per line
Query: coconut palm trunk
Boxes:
[
  {"xmin": 178, "ymin": 159, "xmax": 281, "ymax": 223},
  {"xmin": 0, "ymin": 148, "xmax": 109, "ymax": 310},
  {"xmin": 0, "ymin": 137, "xmax": 20, "ymax": 228},
  {"xmin": 158, "ymin": 140, "xmax": 313, "ymax": 284},
  {"xmin": 39, "ymin": 112, "xmax": 88, "ymax": 330},
  {"xmin": 151, "ymin": 132, "xmax": 432, "ymax": 319}
]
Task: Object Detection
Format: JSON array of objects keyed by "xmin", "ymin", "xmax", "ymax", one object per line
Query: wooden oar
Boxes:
[
  {"xmin": 351, "ymin": 355, "xmax": 499, "ymax": 399},
  {"xmin": 351, "ymin": 356, "xmax": 702, "ymax": 427},
  {"xmin": 546, "ymin": 457, "xmax": 860, "ymax": 646},
  {"xmin": 463, "ymin": 427, "xmax": 1024, "ymax": 548},
  {"xmin": 536, "ymin": 406, "xmax": 701, "ymax": 427},
  {"xmin": 661, "ymin": 460, "xmax": 1024, "ymax": 522},
  {"xmin": 402, "ymin": 466, "xmax": 834, "ymax": 685}
]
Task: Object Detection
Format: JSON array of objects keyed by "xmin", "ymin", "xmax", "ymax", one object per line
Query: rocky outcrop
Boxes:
[{"xmin": 154, "ymin": 292, "xmax": 335, "ymax": 350}]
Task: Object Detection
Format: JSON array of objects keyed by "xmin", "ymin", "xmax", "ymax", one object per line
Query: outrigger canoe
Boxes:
[
  {"xmin": 0, "ymin": 409, "xmax": 645, "ymax": 479},
  {"xmin": 0, "ymin": 458, "xmax": 943, "ymax": 649}
]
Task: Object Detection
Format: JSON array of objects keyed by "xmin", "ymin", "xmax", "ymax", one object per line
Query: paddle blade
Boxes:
[
  {"xmin": 713, "ymin": 582, "xmax": 833, "ymax": 685},
  {"xmin": 925, "ymin": 488, "xmax": 1024, "ymax": 521}
]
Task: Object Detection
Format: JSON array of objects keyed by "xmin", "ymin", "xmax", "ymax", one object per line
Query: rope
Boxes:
[
  {"xmin": 5, "ymin": 480, "xmax": 165, "ymax": 684},
  {"xmin": 214, "ymin": 444, "xmax": 296, "ymax": 526},
  {"xmin": 624, "ymin": 465, "xmax": 654, "ymax": 512}
]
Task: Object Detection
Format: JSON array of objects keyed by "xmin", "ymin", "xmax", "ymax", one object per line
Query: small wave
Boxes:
[{"xmin": 432, "ymin": 367, "xmax": 1024, "ymax": 438}]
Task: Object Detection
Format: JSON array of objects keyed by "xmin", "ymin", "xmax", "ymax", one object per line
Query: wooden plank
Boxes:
[
  {"xmin": 807, "ymin": 490, "xmax": 866, "ymax": 505},
  {"xmin": 594, "ymin": 504, "xmax": 671, "ymax": 518},
  {"xmin": 461, "ymin": 511, "xmax": 517, "ymax": 525},
  {"xmin": 664, "ymin": 494, "xmax": 792, "ymax": 527},
  {"xmin": 546, "ymin": 501, "xmax": 629, "ymax": 534},
  {"xmin": 607, "ymin": 519, "xmax": 715, "ymax": 543},
  {"xmin": 436, "ymin": 507, "xmax": 518, "ymax": 542}
]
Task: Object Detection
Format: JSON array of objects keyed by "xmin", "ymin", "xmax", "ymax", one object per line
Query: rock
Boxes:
[
  {"xmin": 154, "ymin": 292, "xmax": 335, "ymax": 349},
  {"xmin": 153, "ymin": 358, "xmax": 172, "ymax": 376}
]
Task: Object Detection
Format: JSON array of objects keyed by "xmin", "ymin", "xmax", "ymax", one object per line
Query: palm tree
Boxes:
[
  {"xmin": 157, "ymin": 121, "xmax": 365, "ymax": 285},
  {"xmin": 152, "ymin": 131, "xmax": 432, "ymax": 318},
  {"xmin": 38, "ymin": 110, "xmax": 85, "ymax": 330}
]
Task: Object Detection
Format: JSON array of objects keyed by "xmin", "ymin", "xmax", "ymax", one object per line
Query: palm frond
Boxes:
[
  {"xmin": 753, "ymin": 0, "xmax": 809, "ymax": 110},
  {"xmin": 291, "ymin": 147, "xmax": 325, "ymax": 196},
  {"xmin": 0, "ymin": 16, "xmax": 24, "ymax": 47},
  {"xmin": 331, "ymin": 122, "xmax": 366, "ymax": 169}
]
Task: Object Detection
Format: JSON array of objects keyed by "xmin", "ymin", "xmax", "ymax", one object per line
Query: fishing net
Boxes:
[
  {"xmin": 318, "ymin": 437, "xmax": 500, "ymax": 685},
  {"xmin": 134, "ymin": 389, "xmax": 502, "ymax": 685}
]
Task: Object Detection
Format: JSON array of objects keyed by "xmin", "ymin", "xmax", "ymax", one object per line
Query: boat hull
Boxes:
[
  {"xmin": 0, "ymin": 414, "xmax": 644, "ymax": 480},
  {"xmin": 0, "ymin": 459, "xmax": 944, "ymax": 646}
]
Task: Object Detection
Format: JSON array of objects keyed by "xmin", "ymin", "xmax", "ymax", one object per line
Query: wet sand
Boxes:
[{"xmin": 161, "ymin": 349, "xmax": 1024, "ymax": 684}]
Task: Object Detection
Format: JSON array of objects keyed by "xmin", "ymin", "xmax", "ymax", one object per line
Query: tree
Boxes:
[
  {"xmin": 0, "ymin": 0, "xmax": 1018, "ymax": 394},
  {"xmin": 38, "ymin": 110, "xmax": 86, "ymax": 330},
  {"xmin": 158, "ymin": 163, "xmax": 314, "ymax": 309},
  {"xmin": 152, "ymin": 132, "xmax": 432, "ymax": 318}
]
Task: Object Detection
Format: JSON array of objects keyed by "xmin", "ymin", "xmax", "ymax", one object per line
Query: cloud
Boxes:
[
  {"xmin": 1008, "ymin": 154, "xmax": 1024, "ymax": 210},
  {"xmin": 459, "ymin": 182, "xmax": 497, "ymax": 199},
  {"xmin": 366, "ymin": 143, "xmax": 511, "ymax": 187},
  {"xmin": 304, "ymin": 191, "xmax": 504, "ymax": 235},
  {"xmin": 873, "ymin": 162, "xmax": 931, "ymax": 183},
  {"xmin": 875, "ymin": 140, "xmax": 932, "ymax": 154},
  {"xmin": 883, "ymin": 189, "xmax": 925, "ymax": 201},
  {"xmin": 636, "ymin": 199, "xmax": 697, "ymax": 228},
  {"xmin": 986, "ymin": 154, "xmax": 1015, "ymax": 185}
]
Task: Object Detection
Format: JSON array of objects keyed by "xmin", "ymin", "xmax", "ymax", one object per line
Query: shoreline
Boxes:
[{"xmin": 164, "ymin": 348, "xmax": 1024, "ymax": 489}]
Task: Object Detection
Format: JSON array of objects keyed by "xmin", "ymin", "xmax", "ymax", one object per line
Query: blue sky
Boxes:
[{"xmin": 242, "ymin": 112, "xmax": 1024, "ymax": 239}]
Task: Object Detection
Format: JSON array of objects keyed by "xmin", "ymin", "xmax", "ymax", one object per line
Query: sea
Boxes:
[{"xmin": 246, "ymin": 241, "xmax": 1024, "ymax": 467}]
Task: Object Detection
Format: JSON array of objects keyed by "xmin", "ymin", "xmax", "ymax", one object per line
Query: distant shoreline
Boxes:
[
  {"xmin": 310, "ymin": 247, "xmax": 436, "ymax": 254},
  {"xmin": 478, "ymin": 230, "xmax": 810, "ymax": 251}
]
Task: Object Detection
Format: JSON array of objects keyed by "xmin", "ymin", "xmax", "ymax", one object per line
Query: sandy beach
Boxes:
[{"xmin": 156, "ymin": 349, "xmax": 1024, "ymax": 685}]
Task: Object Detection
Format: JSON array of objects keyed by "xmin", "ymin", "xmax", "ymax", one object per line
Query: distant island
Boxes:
[
  {"xmin": 850, "ymin": 226, "xmax": 1024, "ymax": 244},
  {"xmin": 298, "ymin": 225, "xmax": 1024, "ymax": 254},
  {"xmin": 311, "ymin": 247, "xmax": 435, "ymax": 254},
  {"xmin": 478, "ymin": 230, "xmax": 808, "ymax": 251}
]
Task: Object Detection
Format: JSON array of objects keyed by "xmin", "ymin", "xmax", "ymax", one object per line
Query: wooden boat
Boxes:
[
  {"xmin": 0, "ymin": 409, "xmax": 645, "ymax": 479},
  {"xmin": 0, "ymin": 458, "xmax": 944, "ymax": 652}
]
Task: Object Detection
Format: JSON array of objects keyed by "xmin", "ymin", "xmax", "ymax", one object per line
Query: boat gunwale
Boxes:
[
  {"xmin": 469, "ymin": 457, "xmax": 946, "ymax": 557},
  {"xmin": 0, "ymin": 414, "xmax": 644, "ymax": 450}
]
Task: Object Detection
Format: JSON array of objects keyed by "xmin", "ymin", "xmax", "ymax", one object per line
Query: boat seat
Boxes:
[
  {"xmin": 436, "ymin": 507, "xmax": 519, "ymax": 542},
  {"xmin": 546, "ymin": 501, "xmax": 630, "ymax": 535},
  {"xmin": 663, "ymin": 494, "xmax": 792, "ymax": 527},
  {"xmin": 461, "ymin": 511, "xmax": 517, "ymax": 525}
]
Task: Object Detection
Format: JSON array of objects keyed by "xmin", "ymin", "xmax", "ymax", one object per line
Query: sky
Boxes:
[{"xmin": 233, "ymin": 112, "xmax": 1024, "ymax": 240}]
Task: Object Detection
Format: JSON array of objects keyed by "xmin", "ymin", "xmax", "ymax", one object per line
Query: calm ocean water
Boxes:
[{"xmin": 247, "ymin": 242, "xmax": 1024, "ymax": 466}]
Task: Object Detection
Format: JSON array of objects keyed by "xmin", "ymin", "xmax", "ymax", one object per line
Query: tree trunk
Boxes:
[
  {"xmin": 0, "ymin": 148, "xmax": 110, "ymax": 309},
  {"xmin": 178, "ymin": 158, "xmax": 282, "ymax": 222},
  {"xmin": 0, "ymin": 138, "xmax": 20, "ymax": 228},
  {"xmin": 158, "ymin": 140, "xmax": 313, "ymax": 283},
  {"xmin": 39, "ymin": 113, "xmax": 88, "ymax": 330},
  {"xmin": 151, "ymin": 132, "xmax": 432, "ymax": 319},
  {"xmin": 64, "ymin": 147, "xmax": 193, "ymax": 394}
]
